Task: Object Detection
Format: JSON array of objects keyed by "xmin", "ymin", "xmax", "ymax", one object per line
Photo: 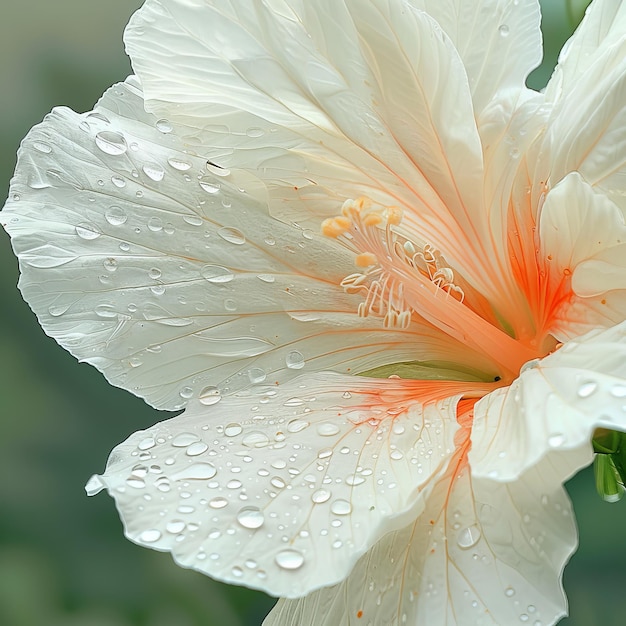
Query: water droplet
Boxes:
[
  {"xmin": 85, "ymin": 474, "xmax": 105, "ymax": 496},
  {"xmin": 578, "ymin": 381, "xmax": 597, "ymax": 398},
  {"xmin": 172, "ymin": 433, "xmax": 200, "ymax": 447},
  {"xmin": 199, "ymin": 181, "xmax": 220, "ymax": 194},
  {"xmin": 505, "ymin": 587, "xmax": 516, "ymax": 597},
  {"xmin": 286, "ymin": 350, "xmax": 305, "ymax": 369},
  {"xmin": 611, "ymin": 384, "xmax": 626, "ymax": 398},
  {"xmin": 346, "ymin": 474, "xmax": 365, "ymax": 486},
  {"xmin": 287, "ymin": 419, "xmax": 310, "ymax": 433},
  {"xmin": 111, "ymin": 175, "xmax": 126, "ymax": 188},
  {"xmin": 318, "ymin": 448, "xmax": 333, "ymax": 459},
  {"xmin": 168, "ymin": 157, "xmax": 192, "ymax": 171},
  {"xmin": 218, "ymin": 226, "xmax": 246, "ymax": 245},
  {"xmin": 457, "ymin": 524, "xmax": 481, "ymax": 549},
  {"xmin": 172, "ymin": 462, "xmax": 217, "ymax": 480},
  {"xmin": 311, "ymin": 489, "xmax": 331, "ymax": 504},
  {"xmin": 142, "ymin": 164, "xmax": 165, "ymax": 182},
  {"xmin": 199, "ymin": 386, "xmax": 221, "ymax": 406},
  {"xmin": 275, "ymin": 549, "xmax": 304, "ymax": 570},
  {"xmin": 138, "ymin": 437, "xmax": 156, "ymax": 451},
  {"xmin": 105, "ymin": 206, "xmax": 127, "ymax": 225},
  {"xmin": 48, "ymin": 302, "xmax": 71, "ymax": 317},
  {"xmin": 201, "ymin": 264, "xmax": 234, "ymax": 283},
  {"xmin": 33, "ymin": 141, "xmax": 52, "ymax": 154},
  {"xmin": 186, "ymin": 442, "xmax": 209, "ymax": 456},
  {"xmin": 548, "ymin": 433, "xmax": 566, "ymax": 448},
  {"xmin": 498, "ymin": 24, "xmax": 510, "ymax": 37},
  {"xmin": 206, "ymin": 161, "xmax": 231, "ymax": 177},
  {"xmin": 139, "ymin": 529, "xmax": 162, "ymax": 543},
  {"xmin": 224, "ymin": 423, "xmax": 243, "ymax": 437},
  {"xmin": 76, "ymin": 223, "xmax": 101, "ymax": 240},
  {"xmin": 270, "ymin": 476, "xmax": 286, "ymax": 489},
  {"xmin": 156, "ymin": 119, "xmax": 173, "ymax": 133},
  {"xmin": 149, "ymin": 267, "xmax": 162, "ymax": 280},
  {"xmin": 317, "ymin": 423, "xmax": 340, "ymax": 437},
  {"xmin": 390, "ymin": 450, "xmax": 404, "ymax": 460},
  {"xmin": 95, "ymin": 131, "xmax": 128, "ymax": 155},
  {"xmin": 166, "ymin": 520, "xmax": 186, "ymax": 534},
  {"xmin": 148, "ymin": 217, "xmax": 163, "ymax": 232},
  {"xmin": 95, "ymin": 304, "xmax": 117, "ymax": 318},
  {"xmin": 242, "ymin": 431, "xmax": 270, "ymax": 448},
  {"xmin": 248, "ymin": 368, "xmax": 266, "ymax": 384},
  {"xmin": 183, "ymin": 214, "xmax": 203, "ymax": 227},
  {"xmin": 237, "ymin": 506, "xmax": 265, "ymax": 529},
  {"xmin": 256, "ymin": 273, "xmax": 276, "ymax": 283},
  {"xmin": 209, "ymin": 496, "xmax": 228, "ymax": 509},
  {"xmin": 331, "ymin": 499, "xmax": 352, "ymax": 515}
]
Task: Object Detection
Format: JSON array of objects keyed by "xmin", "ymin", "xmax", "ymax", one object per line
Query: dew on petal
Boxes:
[
  {"xmin": 199, "ymin": 180, "xmax": 220, "ymax": 194},
  {"xmin": 311, "ymin": 489, "xmax": 331, "ymax": 504},
  {"xmin": 209, "ymin": 496, "xmax": 229, "ymax": 509},
  {"xmin": 578, "ymin": 381, "xmax": 598, "ymax": 398},
  {"xmin": 224, "ymin": 423, "xmax": 243, "ymax": 437},
  {"xmin": 548, "ymin": 433, "xmax": 566, "ymax": 448},
  {"xmin": 457, "ymin": 524, "xmax": 481, "ymax": 549},
  {"xmin": 76, "ymin": 223, "xmax": 101, "ymax": 240},
  {"xmin": 172, "ymin": 463, "xmax": 217, "ymax": 480},
  {"xmin": 172, "ymin": 433, "xmax": 200, "ymax": 447},
  {"xmin": 275, "ymin": 549, "xmax": 304, "ymax": 570},
  {"xmin": 168, "ymin": 157, "xmax": 192, "ymax": 171},
  {"xmin": 139, "ymin": 529, "xmax": 162, "ymax": 543},
  {"xmin": 95, "ymin": 130, "xmax": 128, "ymax": 155},
  {"xmin": 330, "ymin": 499, "xmax": 352, "ymax": 515},
  {"xmin": 286, "ymin": 350, "xmax": 305, "ymax": 369},
  {"xmin": 218, "ymin": 226, "xmax": 246, "ymax": 245},
  {"xmin": 317, "ymin": 422, "xmax": 340, "ymax": 437},
  {"xmin": 155, "ymin": 119, "xmax": 173, "ymax": 133},
  {"xmin": 236, "ymin": 506, "xmax": 265, "ymax": 529},
  {"xmin": 242, "ymin": 431, "xmax": 270, "ymax": 448},
  {"xmin": 199, "ymin": 385, "xmax": 221, "ymax": 406},
  {"xmin": 142, "ymin": 164, "xmax": 165, "ymax": 182},
  {"xmin": 166, "ymin": 520, "xmax": 186, "ymax": 534},
  {"xmin": 200, "ymin": 264, "xmax": 234, "ymax": 284},
  {"xmin": 248, "ymin": 368, "xmax": 267, "ymax": 384}
]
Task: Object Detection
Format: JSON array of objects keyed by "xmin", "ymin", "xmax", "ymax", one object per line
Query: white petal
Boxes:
[
  {"xmin": 470, "ymin": 321, "xmax": 626, "ymax": 484},
  {"xmin": 265, "ymin": 437, "xmax": 574, "ymax": 625},
  {"xmin": 94, "ymin": 373, "xmax": 460, "ymax": 597},
  {"xmin": 125, "ymin": 0, "xmax": 516, "ymax": 307},
  {"xmin": 543, "ymin": 2, "xmax": 626, "ymax": 212},
  {"xmin": 2, "ymin": 79, "xmax": 480, "ymax": 411},
  {"xmin": 539, "ymin": 172, "xmax": 626, "ymax": 339},
  {"xmin": 415, "ymin": 0, "xmax": 542, "ymax": 115}
]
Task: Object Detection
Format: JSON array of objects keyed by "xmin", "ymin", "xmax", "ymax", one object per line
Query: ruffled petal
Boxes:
[
  {"xmin": 2, "ymin": 79, "xmax": 484, "ymax": 411},
  {"xmin": 125, "ymin": 0, "xmax": 519, "ymax": 310},
  {"xmin": 91, "ymin": 373, "xmax": 461, "ymax": 597},
  {"xmin": 470, "ymin": 321, "xmax": 626, "ymax": 484},
  {"xmin": 539, "ymin": 172, "xmax": 626, "ymax": 339},
  {"xmin": 265, "ymin": 432, "xmax": 574, "ymax": 625}
]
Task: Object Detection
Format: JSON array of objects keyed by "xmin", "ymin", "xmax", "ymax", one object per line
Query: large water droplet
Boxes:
[
  {"xmin": 209, "ymin": 496, "xmax": 229, "ymax": 509},
  {"xmin": 139, "ymin": 529, "xmax": 162, "ymax": 543},
  {"xmin": 76, "ymin": 223, "xmax": 102, "ymax": 240},
  {"xmin": 331, "ymin": 499, "xmax": 352, "ymax": 515},
  {"xmin": 317, "ymin": 423, "xmax": 340, "ymax": 437},
  {"xmin": 156, "ymin": 119, "xmax": 173, "ymax": 133},
  {"xmin": 218, "ymin": 226, "xmax": 246, "ymax": 245},
  {"xmin": 248, "ymin": 368, "xmax": 266, "ymax": 384},
  {"xmin": 172, "ymin": 433, "xmax": 200, "ymax": 447},
  {"xmin": 286, "ymin": 350, "xmax": 305, "ymax": 369},
  {"xmin": 199, "ymin": 181, "xmax": 220, "ymax": 194},
  {"xmin": 168, "ymin": 157, "xmax": 192, "ymax": 171},
  {"xmin": 242, "ymin": 431, "xmax": 270, "ymax": 448},
  {"xmin": 224, "ymin": 423, "xmax": 243, "ymax": 437},
  {"xmin": 311, "ymin": 489, "xmax": 331, "ymax": 504},
  {"xmin": 199, "ymin": 386, "xmax": 221, "ymax": 406},
  {"xmin": 142, "ymin": 164, "xmax": 165, "ymax": 182},
  {"xmin": 206, "ymin": 161, "xmax": 231, "ymax": 177},
  {"xmin": 105, "ymin": 206, "xmax": 127, "ymax": 226},
  {"xmin": 166, "ymin": 520, "xmax": 186, "ymax": 534},
  {"xmin": 275, "ymin": 549, "xmax": 304, "ymax": 570},
  {"xmin": 186, "ymin": 442, "xmax": 209, "ymax": 456},
  {"xmin": 33, "ymin": 141, "xmax": 52, "ymax": 154},
  {"xmin": 95, "ymin": 131, "xmax": 128, "ymax": 155},
  {"xmin": 578, "ymin": 381, "xmax": 598, "ymax": 398},
  {"xmin": 201, "ymin": 264, "xmax": 234, "ymax": 283},
  {"xmin": 287, "ymin": 419, "xmax": 310, "ymax": 433},
  {"xmin": 172, "ymin": 463, "xmax": 217, "ymax": 480},
  {"xmin": 457, "ymin": 524, "xmax": 481, "ymax": 549},
  {"xmin": 236, "ymin": 506, "xmax": 265, "ymax": 529}
]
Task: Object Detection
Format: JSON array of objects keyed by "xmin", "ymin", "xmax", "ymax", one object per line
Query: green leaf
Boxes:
[{"xmin": 594, "ymin": 454, "xmax": 625, "ymax": 503}]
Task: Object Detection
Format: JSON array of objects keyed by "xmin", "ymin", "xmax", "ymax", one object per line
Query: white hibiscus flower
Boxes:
[{"xmin": 3, "ymin": 0, "xmax": 626, "ymax": 624}]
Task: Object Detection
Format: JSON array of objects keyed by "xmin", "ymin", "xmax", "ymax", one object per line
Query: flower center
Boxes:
[{"xmin": 322, "ymin": 197, "xmax": 539, "ymax": 378}]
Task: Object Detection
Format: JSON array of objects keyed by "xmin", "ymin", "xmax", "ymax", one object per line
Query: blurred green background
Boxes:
[{"xmin": 0, "ymin": 1, "xmax": 624, "ymax": 625}]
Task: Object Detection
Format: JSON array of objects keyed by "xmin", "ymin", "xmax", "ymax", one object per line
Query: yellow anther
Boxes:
[
  {"xmin": 363, "ymin": 213, "xmax": 383, "ymax": 227},
  {"xmin": 322, "ymin": 217, "xmax": 351, "ymax": 238},
  {"xmin": 386, "ymin": 206, "xmax": 403, "ymax": 226},
  {"xmin": 355, "ymin": 252, "xmax": 378, "ymax": 267}
]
